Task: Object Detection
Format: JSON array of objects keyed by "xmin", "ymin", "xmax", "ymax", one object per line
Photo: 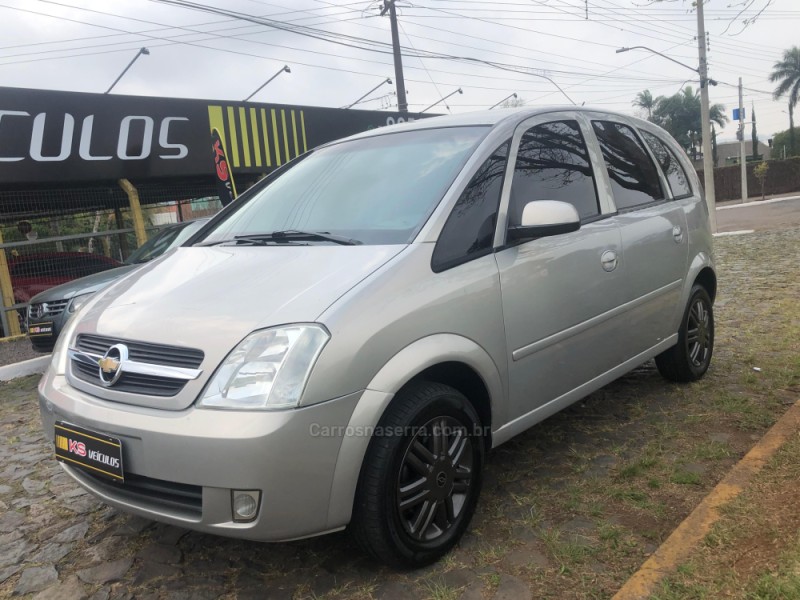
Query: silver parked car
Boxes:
[{"xmin": 39, "ymin": 108, "xmax": 715, "ymax": 567}]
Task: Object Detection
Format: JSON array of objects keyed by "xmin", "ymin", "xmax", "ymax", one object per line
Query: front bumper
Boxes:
[{"xmin": 38, "ymin": 368, "xmax": 361, "ymax": 541}]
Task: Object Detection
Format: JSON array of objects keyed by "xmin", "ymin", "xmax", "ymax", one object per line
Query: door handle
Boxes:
[
  {"xmin": 601, "ymin": 250, "xmax": 617, "ymax": 272},
  {"xmin": 673, "ymin": 225, "xmax": 684, "ymax": 243}
]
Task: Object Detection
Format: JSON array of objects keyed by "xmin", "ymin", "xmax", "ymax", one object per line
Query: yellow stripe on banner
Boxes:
[
  {"xmin": 261, "ymin": 108, "xmax": 272, "ymax": 167},
  {"xmin": 56, "ymin": 435, "xmax": 68, "ymax": 451},
  {"xmin": 271, "ymin": 109, "xmax": 281, "ymax": 166},
  {"xmin": 281, "ymin": 109, "xmax": 290, "ymax": 161},
  {"xmin": 207, "ymin": 105, "xmax": 227, "ymax": 156},
  {"xmin": 55, "ymin": 424, "xmax": 121, "ymax": 447},
  {"xmin": 238, "ymin": 107, "xmax": 251, "ymax": 167},
  {"xmin": 226, "ymin": 106, "xmax": 240, "ymax": 168},
  {"xmin": 300, "ymin": 110, "xmax": 307, "ymax": 152},
  {"xmin": 291, "ymin": 110, "xmax": 299, "ymax": 157},
  {"xmin": 249, "ymin": 108, "xmax": 262, "ymax": 167}
]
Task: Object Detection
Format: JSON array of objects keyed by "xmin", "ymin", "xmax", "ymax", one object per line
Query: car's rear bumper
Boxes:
[{"xmin": 38, "ymin": 369, "xmax": 361, "ymax": 541}]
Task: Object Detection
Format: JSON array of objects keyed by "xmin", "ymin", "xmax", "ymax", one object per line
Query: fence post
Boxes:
[
  {"xmin": 0, "ymin": 228, "xmax": 21, "ymax": 337},
  {"xmin": 118, "ymin": 179, "xmax": 148, "ymax": 247}
]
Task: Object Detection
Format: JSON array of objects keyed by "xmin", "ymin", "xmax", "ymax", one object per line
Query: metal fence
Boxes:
[{"xmin": 0, "ymin": 177, "xmax": 224, "ymax": 339}]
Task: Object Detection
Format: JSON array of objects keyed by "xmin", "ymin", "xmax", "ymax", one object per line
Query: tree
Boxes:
[
  {"xmin": 770, "ymin": 127, "xmax": 800, "ymax": 159},
  {"xmin": 633, "ymin": 90, "xmax": 658, "ymax": 120},
  {"xmin": 769, "ymin": 46, "xmax": 800, "ymax": 156},
  {"xmin": 751, "ymin": 104, "xmax": 759, "ymax": 159},
  {"xmin": 753, "ymin": 161, "xmax": 769, "ymax": 200},
  {"xmin": 712, "ymin": 124, "xmax": 719, "ymax": 167},
  {"xmin": 647, "ymin": 86, "xmax": 728, "ymax": 159}
]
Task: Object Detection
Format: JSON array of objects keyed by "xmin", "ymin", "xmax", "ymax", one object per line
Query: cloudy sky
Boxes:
[{"xmin": 0, "ymin": 0, "xmax": 796, "ymax": 145}]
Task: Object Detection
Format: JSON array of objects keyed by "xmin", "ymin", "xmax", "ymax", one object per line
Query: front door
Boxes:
[{"xmin": 494, "ymin": 115, "xmax": 626, "ymax": 421}]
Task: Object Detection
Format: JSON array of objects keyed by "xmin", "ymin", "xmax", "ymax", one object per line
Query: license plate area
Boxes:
[
  {"xmin": 54, "ymin": 421, "xmax": 124, "ymax": 482},
  {"xmin": 28, "ymin": 321, "xmax": 54, "ymax": 337}
]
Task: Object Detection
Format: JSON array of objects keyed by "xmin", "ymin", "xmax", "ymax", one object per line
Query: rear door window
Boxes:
[{"xmin": 592, "ymin": 121, "xmax": 664, "ymax": 210}]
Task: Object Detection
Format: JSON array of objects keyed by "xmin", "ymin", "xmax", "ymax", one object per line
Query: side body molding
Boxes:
[{"xmin": 325, "ymin": 333, "xmax": 504, "ymax": 529}]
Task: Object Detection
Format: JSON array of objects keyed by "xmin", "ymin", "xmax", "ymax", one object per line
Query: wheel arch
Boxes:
[
  {"xmin": 325, "ymin": 334, "xmax": 503, "ymax": 529},
  {"xmin": 693, "ymin": 266, "xmax": 717, "ymax": 302}
]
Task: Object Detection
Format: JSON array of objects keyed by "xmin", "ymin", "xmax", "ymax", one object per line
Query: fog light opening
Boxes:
[{"xmin": 231, "ymin": 490, "xmax": 261, "ymax": 522}]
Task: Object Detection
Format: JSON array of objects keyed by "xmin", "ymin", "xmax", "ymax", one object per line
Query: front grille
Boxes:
[
  {"xmin": 79, "ymin": 470, "xmax": 202, "ymax": 518},
  {"xmin": 71, "ymin": 334, "xmax": 203, "ymax": 397},
  {"xmin": 29, "ymin": 299, "xmax": 69, "ymax": 319},
  {"xmin": 72, "ymin": 359, "xmax": 187, "ymax": 396},
  {"xmin": 76, "ymin": 334, "xmax": 204, "ymax": 368}
]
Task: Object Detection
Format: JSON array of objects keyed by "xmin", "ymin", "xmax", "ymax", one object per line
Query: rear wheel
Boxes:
[
  {"xmin": 351, "ymin": 381, "xmax": 484, "ymax": 568},
  {"xmin": 656, "ymin": 284, "xmax": 714, "ymax": 382}
]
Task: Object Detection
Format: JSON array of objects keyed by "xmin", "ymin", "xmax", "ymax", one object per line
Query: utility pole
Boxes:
[
  {"xmin": 381, "ymin": 1, "xmax": 408, "ymax": 113},
  {"xmin": 696, "ymin": 1, "xmax": 717, "ymax": 233},
  {"xmin": 739, "ymin": 77, "xmax": 748, "ymax": 203}
]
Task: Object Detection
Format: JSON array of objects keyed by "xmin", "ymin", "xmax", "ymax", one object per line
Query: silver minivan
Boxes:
[{"xmin": 39, "ymin": 108, "xmax": 715, "ymax": 567}]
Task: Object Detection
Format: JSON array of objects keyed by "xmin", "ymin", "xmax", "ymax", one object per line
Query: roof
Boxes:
[{"xmin": 328, "ymin": 105, "xmax": 655, "ymax": 146}]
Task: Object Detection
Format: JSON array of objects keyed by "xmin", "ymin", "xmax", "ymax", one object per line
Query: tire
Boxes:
[
  {"xmin": 655, "ymin": 284, "xmax": 714, "ymax": 382},
  {"xmin": 351, "ymin": 381, "xmax": 485, "ymax": 568}
]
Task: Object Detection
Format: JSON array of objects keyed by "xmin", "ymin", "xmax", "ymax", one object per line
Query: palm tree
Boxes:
[
  {"xmin": 769, "ymin": 46, "xmax": 800, "ymax": 156},
  {"xmin": 651, "ymin": 86, "xmax": 728, "ymax": 158},
  {"xmin": 633, "ymin": 90, "xmax": 657, "ymax": 120}
]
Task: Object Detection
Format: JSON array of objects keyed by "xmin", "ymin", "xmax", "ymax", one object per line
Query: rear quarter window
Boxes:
[{"xmin": 640, "ymin": 130, "xmax": 693, "ymax": 199}]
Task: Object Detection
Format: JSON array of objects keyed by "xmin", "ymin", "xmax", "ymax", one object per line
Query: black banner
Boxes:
[{"xmin": 0, "ymin": 86, "xmax": 429, "ymax": 184}]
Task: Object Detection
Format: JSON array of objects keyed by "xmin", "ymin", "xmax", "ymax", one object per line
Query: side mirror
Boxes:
[{"xmin": 507, "ymin": 200, "xmax": 581, "ymax": 242}]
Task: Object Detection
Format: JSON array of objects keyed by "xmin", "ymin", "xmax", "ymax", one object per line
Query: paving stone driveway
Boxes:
[{"xmin": 1, "ymin": 228, "xmax": 798, "ymax": 600}]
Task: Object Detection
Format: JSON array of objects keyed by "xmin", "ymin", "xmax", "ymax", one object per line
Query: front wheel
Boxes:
[
  {"xmin": 656, "ymin": 284, "xmax": 714, "ymax": 382},
  {"xmin": 351, "ymin": 381, "xmax": 484, "ymax": 568}
]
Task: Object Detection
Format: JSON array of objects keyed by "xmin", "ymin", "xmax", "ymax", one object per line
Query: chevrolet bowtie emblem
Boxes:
[
  {"xmin": 97, "ymin": 344, "xmax": 128, "ymax": 387},
  {"xmin": 98, "ymin": 357, "xmax": 120, "ymax": 373}
]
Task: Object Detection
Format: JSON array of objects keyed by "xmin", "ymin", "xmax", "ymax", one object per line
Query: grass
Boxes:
[
  {"xmin": 654, "ymin": 434, "xmax": 800, "ymax": 598},
  {"xmin": 670, "ymin": 470, "xmax": 702, "ymax": 485},
  {"xmin": 422, "ymin": 580, "xmax": 464, "ymax": 600}
]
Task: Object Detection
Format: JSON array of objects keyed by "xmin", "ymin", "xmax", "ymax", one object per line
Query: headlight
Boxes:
[
  {"xmin": 68, "ymin": 293, "xmax": 94, "ymax": 313},
  {"xmin": 197, "ymin": 324, "xmax": 329, "ymax": 411}
]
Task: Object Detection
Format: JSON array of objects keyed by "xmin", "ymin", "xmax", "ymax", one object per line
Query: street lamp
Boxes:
[
  {"xmin": 421, "ymin": 88, "xmax": 463, "ymax": 114},
  {"xmin": 105, "ymin": 47, "xmax": 149, "ymax": 94},
  {"xmin": 489, "ymin": 93, "xmax": 518, "ymax": 110},
  {"xmin": 617, "ymin": 43, "xmax": 717, "ymax": 232},
  {"xmin": 244, "ymin": 65, "xmax": 291, "ymax": 102},
  {"xmin": 342, "ymin": 78, "xmax": 393, "ymax": 109}
]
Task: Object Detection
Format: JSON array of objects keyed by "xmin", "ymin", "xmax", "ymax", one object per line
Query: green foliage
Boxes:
[
  {"xmin": 634, "ymin": 86, "xmax": 728, "ymax": 158},
  {"xmin": 751, "ymin": 105, "xmax": 759, "ymax": 155},
  {"xmin": 770, "ymin": 46, "xmax": 800, "ymax": 155},
  {"xmin": 754, "ymin": 161, "xmax": 769, "ymax": 199},
  {"xmin": 770, "ymin": 127, "xmax": 800, "ymax": 158}
]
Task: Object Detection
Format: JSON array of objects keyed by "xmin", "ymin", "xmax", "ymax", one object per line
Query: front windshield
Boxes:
[
  {"xmin": 201, "ymin": 126, "xmax": 488, "ymax": 245},
  {"xmin": 126, "ymin": 220, "xmax": 205, "ymax": 264}
]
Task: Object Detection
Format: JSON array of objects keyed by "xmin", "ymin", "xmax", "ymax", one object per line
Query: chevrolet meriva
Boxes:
[{"xmin": 39, "ymin": 108, "xmax": 715, "ymax": 567}]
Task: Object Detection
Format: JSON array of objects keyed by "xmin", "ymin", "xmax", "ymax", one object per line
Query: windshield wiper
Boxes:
[{"xmin": 197, "ymin": 230, "xmax": 362, "ymax": 247}]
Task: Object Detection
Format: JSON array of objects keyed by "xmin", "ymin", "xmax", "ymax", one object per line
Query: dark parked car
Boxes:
[
  {"xmin": 27, "ymin": 219, "xmax": 208, "ymax": 351},
  {"xmin": 10, "ymin": 252, "xmax": 122, "ymax": 305}
]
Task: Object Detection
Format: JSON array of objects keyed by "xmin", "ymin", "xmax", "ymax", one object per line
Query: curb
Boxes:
[
  {"xmin": 716, "ymin": 195, "xmax": 800, "ymax": 211},
  {"xmin": 0, "ymin": 355, "xmax": 50, "ymax": 382},
  {"xmin": 613, "ymin": 398, "xmax": 800, "ymax": 599}
]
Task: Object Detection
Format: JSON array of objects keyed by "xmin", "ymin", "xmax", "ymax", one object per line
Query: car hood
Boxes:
[
  {"xmin": 29, "ymin": 264, "xmax": 138, "ymax": 304},
  {"xmin": 76, "ymin": 244, "xmax": 404, "ymax": 360}
]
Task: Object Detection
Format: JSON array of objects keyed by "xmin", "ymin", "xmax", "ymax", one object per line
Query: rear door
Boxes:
[{"xmin": 586, "ymin": 117, "xmax": 689, "ymax": 357}]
